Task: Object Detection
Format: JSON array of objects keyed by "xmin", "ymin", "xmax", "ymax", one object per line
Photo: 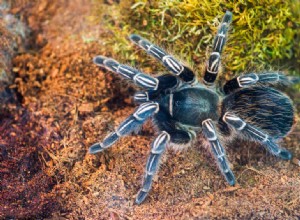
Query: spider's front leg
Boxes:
[
  {"xmin": 202, "ymin": 119, "xmax": 235, "ymax": 185},
  {"xmin": 93, "ymin": 55, "xmax": 159, "ymax": 90},
  {"xmin": 203, "ymin": 11, "xmax": 232, "ymax": 85},
  {"xmin": 130, "ymin": 34, "xmax": 196, "ymax": 84},
  {"xmin": 89, "ymin": 102, "xmax": 159, "ymax": 154}
]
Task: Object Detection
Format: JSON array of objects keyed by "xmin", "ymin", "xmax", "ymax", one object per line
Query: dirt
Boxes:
[{"xmin": 0, "ymin": 0, "xmax": 300, "ymax": 219}]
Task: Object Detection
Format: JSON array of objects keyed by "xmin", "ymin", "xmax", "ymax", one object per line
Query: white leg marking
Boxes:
[
  {"xmin": 103, "ymin": 133, "xmax": 118, "ymax": 147},
  {"xmin": 117, "ymin": 65, "xmax": 135, "ymax": 79},
  {"xmin": 247, "ymin": 126, "xmax": 268, "ymax": 141},
  {"xmin": 103, "ymin": 59, "xmax": 119, "ymax": 71},
  {"xmin": 133, "ymin": 102, "xmax": 159, "ymax": 121},
  {"xmin": 223, "ymin": 112, "xmax": 246, "ymax": 130},
  {"xmin": 150, "ymin": 45, "xmax": 166, "ymax": 57},
  {"xmin": 237, "ymin": 74, "xmax": 259, "ymax": 87},
  {"xmin": 218, "ymin": 32, "xmax": 226, "ymax": 38},
  {"xmin": 214, "ymin": 36, "xmax": 224, "ymax": 51},
  {"xmin": 134, "ymin": 92, "xmax": 149, "ymax": 101},
  {"xmin": 202, "ymin": 119, "xmax": 217, "ymax": 141},
  {"xmin": 153, "ymin": 131, "xmax": 170, "ymax": 152},
  {"xmin": 117, "ymin": 118, "xmax": 135, "ymax": 135},
  {"xmin": 208, "ymin": 52, "xmax": 220, "ymax": 73},
  {"xmin": 162, "ymin": 55, "xmax": 184, "ymax": 74},
  {"xmin": 169, "ymin": 93, "xmax": 174, "ymax": 117},
  {"xmin": 148, "ymin": 44, "xmax": 165, "ymax": 58},
  {"xmin": 147, "ymin": 155, "xmax": 157, "ymax": 175},
  {"xmin": 133, "ymin": 74, "xmax": 159, "ymax": 90},
  {"xmin": 97, "ymin": 142, "xmax": 105, "ymax": 149}
]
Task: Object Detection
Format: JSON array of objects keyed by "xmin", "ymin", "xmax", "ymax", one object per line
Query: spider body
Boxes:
[
  {"xmin": 157, "ymin": 86, "xmax": 220, "ymax": 126},
  {"xmin": 89, "ymin": 11, "xmax": 296, "ymax": 204}
]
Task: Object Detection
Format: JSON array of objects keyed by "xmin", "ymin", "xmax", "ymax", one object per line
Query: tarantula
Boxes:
[{"xmin": 89, "ymin": 11, "xmax": 296, "ymax": 204}]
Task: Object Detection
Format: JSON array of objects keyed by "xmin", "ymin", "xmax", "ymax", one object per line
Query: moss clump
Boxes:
[{"xmin": 92, "ymin": 0, "xmax": 300, "ymax": 78}]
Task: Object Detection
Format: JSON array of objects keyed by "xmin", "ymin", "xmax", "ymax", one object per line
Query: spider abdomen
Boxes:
[
  {"xmin": 221, "ymin": 87, "xmax": 294, "ymax": 139},
  {"xmin": 159, "ymin": 88, "xmax": 219, "ymax": 126}
]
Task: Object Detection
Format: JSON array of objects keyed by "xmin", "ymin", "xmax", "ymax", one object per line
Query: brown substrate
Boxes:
[
  {"xmin": 0, "ymin": 105, "xmax": 61, "ymax": 219},
  {"xmin": 0, "ymin": 0, "xmax": 299, "ymax": 219}
]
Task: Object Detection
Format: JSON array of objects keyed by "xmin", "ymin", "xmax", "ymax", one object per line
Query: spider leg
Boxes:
[
  {"xmin": 134, "ymin": 91, "xmax": 150, "ymax": 103},
  {"xmin": 133, "ymin": 90, "xmax": 163, "ymax": 104},
  {"xmin": 202, "ymin": 119, "xmax": 235, "ymax": 185},
  {"xmin": 134, "ymin": 74, "xmax": 179, "ymax": 103},
  {"xmin": 94, "ymin": 55, "xmax": 159, "ymax": 90},
  {"xmin": 129, "ymin": 34, "xmax": 196, "ymax": 84},
  {"xmin": 136, "ymin": 131, "xmax": 170, "ymax": 204},
  {"xmin": 223, "ymin": 112, "xmax": 292, "ymax": 160},
  {"xmin": 223, "ymin": 72, "xmax": 300, "ymax": 94},
  {"xmin": 203, "ymin": 11, "xmax": 232, "ymax": 85},
  {"xmin": 136, "ymin": 111, "xmax": 194, "ymax": 204},
  {"xmin": 89, "ymin": 102, "xmax": 159, "ymax": 154}
]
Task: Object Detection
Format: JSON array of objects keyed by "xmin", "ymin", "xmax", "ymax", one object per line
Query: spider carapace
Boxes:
[
  {"xmin": 89, "ymin": 11, "xmax": 295, "ymax": 204},
  {"xmin": 159, "ymin": 85, "xmax": 220, "ymax": 126}
]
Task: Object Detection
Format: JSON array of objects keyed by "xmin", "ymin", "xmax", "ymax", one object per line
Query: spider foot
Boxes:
[
  {"xmin": 218, "ymin": 153, "xmax": 236, "ymax": 185},
  {"xmin": 266, "ymin": 140, "xmax": 292, "ymax": 160},
  {"xmin": 278, "ymin": 149, "xmax": 292, "ymax": 160},
  {"xmin": 89, "ymin": 143, "xmax": 102, "ymax": 154},
  {"xmin": 89, "ymin": 132, "xmax": 119, "ymax": 154},
  {"xmin": 136, "ymin": 190, "xmax": 149, "ymax": 205},
  {"xmin": 224, "ymin": 170, "xmax": 235, "ymax": 186}
]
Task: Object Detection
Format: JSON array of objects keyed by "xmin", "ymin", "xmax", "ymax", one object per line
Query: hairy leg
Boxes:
[
  {"xmin": 223, "ymin": 112, "xmax": 292, "ymax": 160},
  {"xmin": 89, "ymin": 102, "xmax": 159, "ymax": 154},
  {"xmin": 202, "ymin": 119, "xmax": 235, "ymax": 185},
  {"xmin": 136, "ymin": 131, "xmax": 170, "ymax": 204},
  {"xmin": 94, "ymin": 55, "xmax": 159, "ymax": 90},
  {"xmin": 203, "ymin": 11, "xmax": 232, "ymax": 85},
  {"xmin": 130, "ymin": 34, "xmax": 196, "ymax": 84},
  {"xmin": 223, "ymin": 72, "xmax": 299, "ymax": 94}
]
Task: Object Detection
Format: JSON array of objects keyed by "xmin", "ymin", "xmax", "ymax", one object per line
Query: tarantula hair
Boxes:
[{"xmin": 89, "ymin": 11, "xmax": 296, "ymax": 204}]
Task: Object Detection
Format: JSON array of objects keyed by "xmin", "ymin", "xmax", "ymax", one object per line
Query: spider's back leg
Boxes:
[
  {"xmin": 223, "ymin": 72, "xmax": 300, "ymax": 94},
  {"xmin": 223, "ymin": 112, "xmax": 292, "ymax": 160}
]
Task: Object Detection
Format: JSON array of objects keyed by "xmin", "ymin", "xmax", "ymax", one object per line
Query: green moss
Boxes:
[{"xmin": 92, "ymin": 0, "xmax": 300, "ymax": 79}]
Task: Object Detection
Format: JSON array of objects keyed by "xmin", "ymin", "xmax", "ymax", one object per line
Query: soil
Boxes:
[{"xmin": 1, "ymin": 0, "xmax": 300, "ymax": 219}]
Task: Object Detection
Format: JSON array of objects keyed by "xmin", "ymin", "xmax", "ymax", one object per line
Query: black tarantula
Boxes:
[{"xmin": 89, "ymin": 11, "xmax": 296, "ymax": 204}]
